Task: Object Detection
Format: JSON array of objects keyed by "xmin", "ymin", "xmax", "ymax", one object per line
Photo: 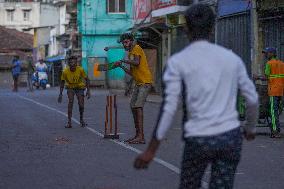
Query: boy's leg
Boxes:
[
  {"xmin": 128, "ymin": 107, "xmax": 144, "ymax": 144},
  {"xmin": 76, "ymin": 89, "xmax": 86, "ymax": 127},
  {"xmin": 66, "ymin": 89, "xmax": 75, "ymax": 128},
  {"xmin": 125, "ymin": 108, "xmax": 138, "ymax": 142},
  {"xmin": 179, "ymin": 138, "xmax": 209, "ymax": 189},
  {"xmin": 210, "ymin": 157, "xmax": 240, "ymax": 189},
  {"xmin": 27, "ymin": 74, "xmax": 32, "ymax": 91},
  {"xmin": 125, "ymin": 86, "xmax": 139, "ymax": 142},
  {"xmin": 128, "ymin": 84, "xmax": 151, "ymax": 144},
  {"xmin": 270, "ymin": 96, "xmax": 281, "ymax": 137},
  {"xmin": 275, "ymin": 97, "xmax": 281, "ymax": 133},
  {"xmin": 13, "ymin": 75, "xmax": 18, "ymax": 92},
  {"xmin": 209, "ymin": 128, "xmax": 242, "ymax": 189}
]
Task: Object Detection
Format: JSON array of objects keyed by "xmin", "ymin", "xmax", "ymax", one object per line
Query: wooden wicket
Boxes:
[{"xmin": 104, "ymin": 95, "xmax": 119, "ymax": 139}]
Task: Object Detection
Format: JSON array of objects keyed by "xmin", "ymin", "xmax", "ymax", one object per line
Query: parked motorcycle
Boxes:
[{"xmin": 32, "ymin": 71, "xmax": 48, "ymax": 89}]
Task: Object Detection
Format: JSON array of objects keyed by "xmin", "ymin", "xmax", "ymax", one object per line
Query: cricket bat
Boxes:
[
  {"xmin": 96, "ymin": 62, "xmax": 117, "ymax": 71},
  {"xmin": 93, "ymin": 62, "xmax": 118, "ymax": 78}
]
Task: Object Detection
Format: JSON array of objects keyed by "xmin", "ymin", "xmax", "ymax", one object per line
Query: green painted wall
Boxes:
[
  {"xmin": 107, "ymin": 48, "xmax": 125, "ymax": 80},
  {"xmin": 78, "ymin": 0, "xmax": 134, "ymax": 82}
]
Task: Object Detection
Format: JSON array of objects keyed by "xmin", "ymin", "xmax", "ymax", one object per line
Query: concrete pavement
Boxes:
[{"xmin": 1, "ymin": 87, "xmax": 284, "ymax": 189}]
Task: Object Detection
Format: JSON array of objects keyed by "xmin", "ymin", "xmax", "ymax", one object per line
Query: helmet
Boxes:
[{"xmin": 68, "ymin": 55, "xmax": 78, "ymax": 61}]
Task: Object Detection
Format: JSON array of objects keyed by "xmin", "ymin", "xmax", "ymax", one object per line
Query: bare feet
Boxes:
[
  {"xmin": 127, "ymin": 137, "xmax": 145, "ymax": 144},
  {"xmin": 124, "ymin": 136, "xmax": 137, "ymax": 143}
]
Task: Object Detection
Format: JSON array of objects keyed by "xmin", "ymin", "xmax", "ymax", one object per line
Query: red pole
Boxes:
[
  {"xmin": 114, "ymin": 95, "xmax": 118, "ymax": 136},
  {"xmin": 105, "ymin": 96, "xmax": 109, "ymax": 135},
  {"xmin": 110, "ymin": 95, "xmax": 113, "ymax": 134}
]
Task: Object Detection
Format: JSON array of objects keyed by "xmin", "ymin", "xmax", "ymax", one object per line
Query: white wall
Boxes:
[
  {"xmin": 49, "ymin": 27, "xmax": 58, "ymax": 56},
  {"xmin": 0, "ymin": 1, "xmax": 69, "ymax": 58},
  {"xmin": 59, "ymin": 4, "xmax": 68, "ymax": 35},
  {"xmin": 40, "ymin": 4, "xmax": 59, "ymax": 27},
  {"xmin": 0, "ymin": 2, "xmax": 41, "ymax": 34}
]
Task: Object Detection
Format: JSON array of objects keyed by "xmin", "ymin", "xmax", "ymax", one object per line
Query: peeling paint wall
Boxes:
[{"xmin": 78, "ymin": 0, "xmax": 134, "ymax": 87}]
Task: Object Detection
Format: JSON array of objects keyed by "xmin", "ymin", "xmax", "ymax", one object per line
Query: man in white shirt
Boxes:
[
  {"xmin": 35, "ymin": 59, "xmax": 48, "ymax": 73},
  {"xmin": 134, "ymin": 4, "xmax": 259, "ymax": 189}
]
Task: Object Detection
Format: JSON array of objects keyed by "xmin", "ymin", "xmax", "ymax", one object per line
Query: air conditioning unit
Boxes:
[{"xmin": 166, "ymin": 14, "xmax": 186, "ymax": 26}]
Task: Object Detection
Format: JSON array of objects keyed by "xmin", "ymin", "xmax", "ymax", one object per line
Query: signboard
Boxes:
[
  {"xmin": 134, "ymin": 0, "xmax": 152, "ymax": 23},
  {"xmin": 153, "ymin": 0, "xmax": 177, "ymax": 10},
  {"xmin": 218, "ymin": 0, "xmax": 252, "ymax": 16},
  {"xmin": 167, "ymin": 14, "xmax": 186, "ymax": 26}
]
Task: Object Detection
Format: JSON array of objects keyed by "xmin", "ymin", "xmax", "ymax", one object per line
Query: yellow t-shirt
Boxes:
[
  {"xmin": 129, "ymin": 45, "xmax": 153, "ymax": 85},
  {"xmin": 61, "ymin": 66, "xmax": 87, "ymax": 89}
]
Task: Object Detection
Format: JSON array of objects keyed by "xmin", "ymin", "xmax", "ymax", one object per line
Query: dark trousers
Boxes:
[
  {"xmin": 268, "ymin": 96, "xmax": 281, "ymax": 133},
  {"xmin": 179, "ymin": 128, "xmax": 242, "ymax": 189},
  {"xmin": 27, "ymin": 73, "xmax": 33, "ymax": 91},
  {"xmin": 12, "ymin": 74, "xmax": 19, "ymax": 91}
]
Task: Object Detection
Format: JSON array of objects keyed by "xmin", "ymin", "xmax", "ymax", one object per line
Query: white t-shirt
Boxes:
[
  {"xmin": 35, "ymin": 62, "xmax": 48, "ymax": 72},
  {"xmin": 154, "ymin": 40, "xmax": 259, "ymax": 140}
]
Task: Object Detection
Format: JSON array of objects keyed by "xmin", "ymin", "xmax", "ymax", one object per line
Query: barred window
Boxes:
[
  {"xmin": 107, "ymin": 0, "xmax": 126, "ymax": 13},
  {"xmin": 23, "ymin": 10, "xmax": 30, "ymax": 21},
  {"xmin": 6, "ymin": 10, "xmax": 14, "ymax": 22}
]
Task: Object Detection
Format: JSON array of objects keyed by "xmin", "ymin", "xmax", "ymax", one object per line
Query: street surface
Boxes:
[{"xmin": 1, "ymin": 87, "xmax": 284, "ymax": 189}]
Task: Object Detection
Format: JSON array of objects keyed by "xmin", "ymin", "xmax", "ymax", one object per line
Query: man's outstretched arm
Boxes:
[
  {"xmin": 134, "ymin": 138, "xmax": 160, "ymax": 169},
  {"xmin": 238, "ymin": 60, "xmax": 259, "ymax": 140},
  {"xmin": 134, "ymin": 57, "xmax": 182, "ymax": 169},
  {"xmin": 121, "ymin": 55, "xmax": 140, "ymax": 66},
  {"xmin": 120, "ymin": 65, "xmax": 132, "ymax": 76}
]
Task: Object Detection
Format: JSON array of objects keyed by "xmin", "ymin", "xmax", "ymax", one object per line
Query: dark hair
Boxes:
[
  {"xmin": 184, "ymin": 4, "xmax": 216, "ymax": 40},
  {"xmin": 119, "ymin": 33, "xmax": 134, "ymax": 42},
  {"xmin": 68, "ymin": 56, "xmax": 77, "ymax": 61}
]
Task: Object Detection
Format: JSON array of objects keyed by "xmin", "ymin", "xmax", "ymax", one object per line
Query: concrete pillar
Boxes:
[
  {"xmin": 251, "ymin": 0, "xmax": 261, "ymax": 77},
  {"xmin": 167, "ymin": 29, "xmax": 171, "ymax": 60}
]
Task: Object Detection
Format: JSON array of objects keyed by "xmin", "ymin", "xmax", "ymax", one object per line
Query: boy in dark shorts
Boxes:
[{"xmin": 58, "ymin": 56, "xmax": 90, "ymax": 128}]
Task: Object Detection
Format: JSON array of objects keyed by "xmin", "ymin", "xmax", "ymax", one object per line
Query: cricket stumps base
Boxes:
[
  {"xmin": 104, "ymin": 134, "xmax": 119, "ymax": 139},
  {"xmin": 104, "ymin": 95, "xmax": 119, "ymax": 139}
]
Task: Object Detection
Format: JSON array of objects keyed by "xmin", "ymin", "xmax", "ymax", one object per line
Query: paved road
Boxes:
[{"xmin": 1, "ymin": 87, "xmax": 284, "ymax": 189}]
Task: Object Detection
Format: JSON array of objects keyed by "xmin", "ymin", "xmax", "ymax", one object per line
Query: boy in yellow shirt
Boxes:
[
  {"xmin": 58, "ymin": 56, "xmax": 90, "ymax": 128},
  {"xmin": 115, "ymin": 33, "xmax": 153, "ymax": 144}
]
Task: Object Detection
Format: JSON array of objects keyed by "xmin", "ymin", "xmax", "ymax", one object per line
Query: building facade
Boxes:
[
  {"xmin": 0, "ymin": 26, "xmax": 33, "ymax": 88},
  {"xmin": 0, "ymin": 0, "xmax": 56, "ymax": 34},
  {"xmin": 78, "ymin": 0, "xmax": 134, "ymax": 88},
  {"xmin": 216, "ymin": 0, "xmax": 252, "ymax": 74},
  {"xmin": 133, "ymin": 0, "xmax": 216, "ymax": 92}
]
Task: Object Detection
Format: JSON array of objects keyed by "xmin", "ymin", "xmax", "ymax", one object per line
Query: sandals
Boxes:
[
  {"xmin": 64, "ymin": 121, "xmax": 87, "ymax": 128},
  {"xmin": 127, "ymin": 139, "xmax": 146, "ymax": 144},
  {"xmin": 65, "ymin": 123, "xmax": 72, "ymax": 128},
  {"xmin": 124, "ymin": 137, "xmax": 137, "ymax": 143},
  {"xmin": 80, "ymin": 121, "xmax": 87, "ymax": 128}
]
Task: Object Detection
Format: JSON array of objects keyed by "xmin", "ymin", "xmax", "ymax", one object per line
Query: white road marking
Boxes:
[
  {"xmin": 205, "ymin": 171, "xmax": 244, "ymax": 175},
  {"xmin": 17, "ymin": 95, "xmax": 209, "ymax": 188}
]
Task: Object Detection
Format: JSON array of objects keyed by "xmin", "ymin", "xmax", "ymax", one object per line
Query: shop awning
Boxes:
[{"xmin": 45, "ymin": 55, "xmax": 65, "ymax": 63}]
